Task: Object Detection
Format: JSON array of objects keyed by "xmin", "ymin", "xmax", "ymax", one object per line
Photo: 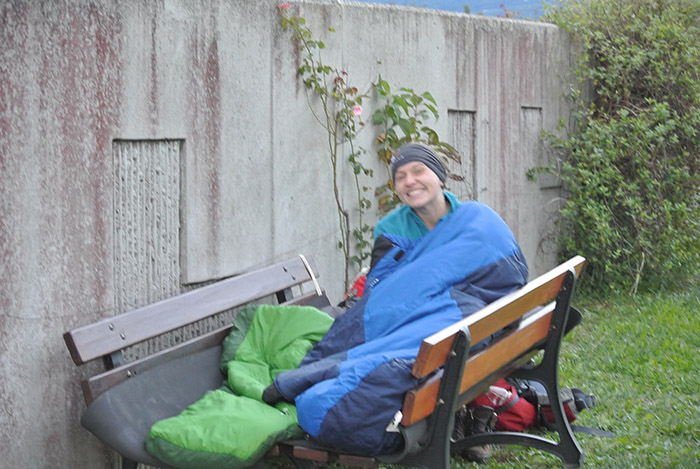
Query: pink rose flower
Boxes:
[{"xmin": 353, "ymin": 105, "xmax": 362, "ymax": 116}]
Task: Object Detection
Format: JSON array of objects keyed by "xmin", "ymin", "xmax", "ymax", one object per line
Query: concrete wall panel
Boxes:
[
  {"xmin": 180, "ymin": 0, "xmax": 277, "ymax": 284},
  {"xmin": 113, "ymin": 139, "xmax": 182, "ymax": 311},
  {"xmin": 269, "ymin": 1, "xmax": 347, "ymax": 297}
]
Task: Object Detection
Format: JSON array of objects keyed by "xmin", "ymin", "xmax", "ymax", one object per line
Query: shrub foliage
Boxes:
[{"xmin": 544, "ymin": 0, "xmax": 700, "ymax": 293}]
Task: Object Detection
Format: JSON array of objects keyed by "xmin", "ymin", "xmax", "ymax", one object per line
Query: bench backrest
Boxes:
[
  {"xmin": 401, "ymin": 255, "xmax": 585, "ymax": 426},
  {"xmin": 64, "ymin": 254, "xmax": 325, "ymax": 404}
]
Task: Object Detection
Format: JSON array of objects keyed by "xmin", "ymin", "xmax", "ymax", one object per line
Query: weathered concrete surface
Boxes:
[{"xmin": 0, "ymin": 0, "xmax": 574, "ymax": 466}]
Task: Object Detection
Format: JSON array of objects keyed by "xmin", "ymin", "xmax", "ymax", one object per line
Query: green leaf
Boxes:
[
  {"xmin": 422, "ymin": 91, "xmax": 437, "ymax": 105},
  {"xmin": 393, "ymin": 95, "xmax": 409, "ymax": 115},
  {"xmin": 373, "ymin": 109, "xmax": 387, "ymax": 125},
  {"xmin": 386, "ymin": 106, "xmax": 398, "ymax": 122},
  {"xmin": 397, "ymin": 118, "xmax": 413, "ymax": 137},
  {"xmin": 422, "ymin": 126, "xmax": 438, "ymax": 142},
  {"xmin": 376, "ymin": 77, "xmax": 390, "ymax": 96},
  {"xmin": 424, "ymin": 102, "xmax": 438, "ymax": 117}
]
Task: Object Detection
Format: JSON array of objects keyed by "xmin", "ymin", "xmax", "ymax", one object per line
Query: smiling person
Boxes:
[
  {"xmin": 264, "ymin": 146, "xmax": 529, "ymax": 462},
  {"xmin": 370, "ymin": 143, "xmax": 461, "ymax": 268},
  {"xmin": 376, "ymin": 143, "xmax": 456, "ymax": 238},
  {"xmin": 368, "ymin": 142, "xmax": 528, "ymax": 462}
]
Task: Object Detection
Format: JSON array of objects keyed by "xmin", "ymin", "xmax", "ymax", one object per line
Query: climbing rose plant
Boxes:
[{"xmin": 278, "ymin": 3, "xmax": 461, "ymax": 290}]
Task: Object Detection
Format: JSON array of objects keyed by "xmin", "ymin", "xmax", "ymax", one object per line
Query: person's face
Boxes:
[{"xmin": 394, "ymin": 161, "xmax": 444, "ymax": 211}]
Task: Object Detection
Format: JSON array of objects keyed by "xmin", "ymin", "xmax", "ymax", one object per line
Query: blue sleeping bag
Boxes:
[{"xmin": 274, "ymin": 202, "xmax": 529, "ymax": 455}]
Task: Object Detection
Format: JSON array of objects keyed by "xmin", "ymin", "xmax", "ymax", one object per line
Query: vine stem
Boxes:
[
  {"xmin": 290, "ymin": 15, "xmax": 354, "ymax": 290},
  {"xmin": 279, "ymin": 7, "xmax": 447, "ymax": 292}
]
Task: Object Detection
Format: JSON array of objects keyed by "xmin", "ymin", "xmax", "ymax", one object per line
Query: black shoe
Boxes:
[
  {"xmin": 262, "ymin": 383, "xmax": 285, "ymax": 405},
  {"xmin": 458, "ymin": 406, "xmax": 497, "ymax": 461}
]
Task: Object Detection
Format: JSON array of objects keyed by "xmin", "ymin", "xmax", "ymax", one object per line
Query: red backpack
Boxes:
[
  {"xmin": 469, "ymin": 378, "xmax": 596, "ymax": 432},
  {"xmin": 468, "ymin": 379, "xmax": 536, "ymax": 431}
]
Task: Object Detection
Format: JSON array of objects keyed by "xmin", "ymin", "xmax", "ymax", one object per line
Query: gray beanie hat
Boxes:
[{"xmin": 390, "ymin": 143, "xmax": 446, "ymax": 183}]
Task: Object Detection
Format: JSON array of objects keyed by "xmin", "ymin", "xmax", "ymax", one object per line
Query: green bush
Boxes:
[{"xmin": 543, "ymin": 0, "xmax": 700, "ymax": 294}]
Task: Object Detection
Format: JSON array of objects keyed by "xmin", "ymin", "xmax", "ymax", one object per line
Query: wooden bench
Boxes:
[
  {"xmin": 269, "ymin": 255, "xmax": 587, "ymax": 468},
  {"xmin": 63, "ymin": 254, "xmax": 332, "ymax": 469},
  {"xmin": 65, "ymin": 254, "xmax": 587, "ymax": 469}
]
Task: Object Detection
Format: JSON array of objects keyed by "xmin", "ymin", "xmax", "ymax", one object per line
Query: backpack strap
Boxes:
[
  {"xmin": 571, "ymin": 388, "xmax": 595, "ymax": 412},
  {"xmin": 570, "ymin": 425, "xmax": 615, "ymax": 437},
  {"xmin": 494, "ymin": 394, "xmax": 520, "ymax": 415}
]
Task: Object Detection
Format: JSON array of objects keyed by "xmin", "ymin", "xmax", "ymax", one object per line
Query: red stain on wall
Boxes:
[
  {"xmin": 88, "ymin": 3, "xmax": 123, "ymax": 308},
  {"xmin": 31, "ymin": 2, "xmax": 123, "ymax": 312},
  {"xmin": 0, "ymin": 3, "xmax": 29, "ymax": 316},
  {"xmin": 204, "ymin": 31, "xmax": 222, "ymax": 267}
]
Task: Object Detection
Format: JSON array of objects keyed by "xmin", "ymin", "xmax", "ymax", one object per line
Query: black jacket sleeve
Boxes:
[{"xmin": 369, "ymin": 234, "xmax": 397, "ymax": 272}]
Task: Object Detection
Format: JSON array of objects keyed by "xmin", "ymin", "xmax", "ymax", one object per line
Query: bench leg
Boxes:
[
  {"xmin": 453, "ymin": 270, "xmax": 584, "ymax": 468},
  {"xmin": 399, "ymin": 327, "xmax": 471, "ymax": 469},
  {"xmin": 509, "ymin": 270, "xmax": 584, "ymax": 467}
]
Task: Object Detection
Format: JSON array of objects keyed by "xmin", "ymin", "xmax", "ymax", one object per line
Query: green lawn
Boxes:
[
  {"xmin": 452, "ymin": 286, "xmax": 700, "ymax": 468},
  {"xmin": 275, "ymin": 287, "xmax": 700, "ymax": 468}
]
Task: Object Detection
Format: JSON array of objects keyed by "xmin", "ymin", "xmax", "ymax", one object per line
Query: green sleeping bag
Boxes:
[{"xmin": 145, "ymin": 304, "xmax": 334, "ymax": 468}]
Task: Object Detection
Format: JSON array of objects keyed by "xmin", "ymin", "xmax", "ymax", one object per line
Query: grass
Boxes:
[
  {"xmin": 453, "ymin": 286, "xmax": 700, "ymax": 468},
  {"xmin": 275, "ymin": 286, "xmax": 700, "ymax": 468}
]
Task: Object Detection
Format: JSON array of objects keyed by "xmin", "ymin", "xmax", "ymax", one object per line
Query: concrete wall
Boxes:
[{"xmin": 0, "ymin": 0, "xmax": 574, "ymax": 466}]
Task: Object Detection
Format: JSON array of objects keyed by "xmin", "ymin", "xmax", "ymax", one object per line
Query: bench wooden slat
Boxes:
[
  {"xmin": 411, "ymin": 255, "xmax": 584, "ymax": 378},
  {"xmin": 64, "ymin": 256, "xmax": 318, "ymax": 365},
  {"xmin": 80, "ymin": 325, "xmax": 231, "ymax": 405},
  {"xmin": 79, "ymin": 290, "xmax": 327, "ymax": 405},
  {"xmin": 293, "ymin": 445, "xmax": 332, "ymax": 462},
  {"xmin": 337, "ymin": 454, "xmax": 379, "ymax": 467},
  {"xmin": 459, "ymin": 305, "xmax": 553, "ymax": 391},
  {"xmin": 282, "ymin": 443, "xmax": 378, "ymax": 468},
  {"xmin": 401, "ymin": 303, "xmax": 554, "ymax": 426}
]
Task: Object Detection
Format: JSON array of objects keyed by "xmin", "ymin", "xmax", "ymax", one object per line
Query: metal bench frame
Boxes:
[
  {"xmin": 272, "ymin": 256, "xmax": 586, "ymax": 469},
  {"xmin": 64, "ymin": 254, "xmax": 586, "ymax": 469}
]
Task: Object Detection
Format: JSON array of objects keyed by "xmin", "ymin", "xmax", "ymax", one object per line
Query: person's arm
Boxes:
[{"xmin": 369, "ymin": 234, "xmax": 396, "ymax": 272}]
